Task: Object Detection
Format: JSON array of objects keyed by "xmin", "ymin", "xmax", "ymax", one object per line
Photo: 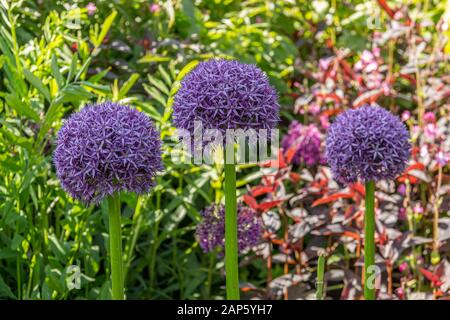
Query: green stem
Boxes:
[
  {"xmin": 364, "ymin": 180, "xmax": 376, "ymax": 300},
  {"xmin": 316, "ymin": 254, "xmax": 326, "ymax": 300},
  {"xmin": 108, "ymin": 194, "xmax": 124, "ymax": 300},
  {"xmin": 224, "ymin": 146, "xmax": 239, "ymax": 300},
  {"xmin": 124, "ymin": 196, "xmax": 144, "ymax": 281}
]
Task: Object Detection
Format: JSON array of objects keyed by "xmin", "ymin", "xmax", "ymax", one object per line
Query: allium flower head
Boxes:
[
  {"xmin": 326, "ymin": 105, "xmax": 410, "ymax": 184},
  {"xmin": 54, "ymin": 102, "xmax": 162, "ymax": 204},
  {"xmin": 172, "ymin": 59, "xmax": 279, "ymax": 136},
  {"xmin": 282, "ymin": 121, "xmax": 322, "ymax": 166},
  {"xmin": 196, "ymin": 204, "xmax": 262, "ymax": 254}
]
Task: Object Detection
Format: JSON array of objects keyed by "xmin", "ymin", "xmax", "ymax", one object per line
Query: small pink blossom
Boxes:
[
  {"xmin": 150, "ymin": 3, "xmax": 161, "ymax": 14},
  {"xmin": 308, "ymin": 103, "xmax": 321, "ymax": 115},
  {"xmin": 86, "ymin": 2, "xmax": 97, "ymax": 15},
  {"xmin": 423, "ymin": 112, "xmax": 436, "ymax": 123},
  {"xmin": 424, "ymin": 123, "xmax": 437, "ymax": 140},
  {"xmin": 319, "ymin": 114, "xmax": 330, "ymax": 129},
  {"xmin": 399, "ymin": 262, "xmax": 408, "ymax": 272},
  {"xmin": 395, "ymin": 287, "xmax": 405, "ymax": 299},
  {"xmin": 319, "ymin": 57, "xmax": 332, "ymax": 71},
  {"xmin": 413, "ymin": 203, "xmax": 424, "ymax": 214},
  {"xmin": 360, "ymin": 50, "xmax": 375, "ymax": 64},
  {"xmin": 436, "ymin": 151, "xmax": 450, "ymax": 167},
  {"xmin": 397, "ymin": 184, "xmax": 406, "ymax": 196},
  {"xmin": 398, "ymin": 208, "xmax": 407, "ymax": 220},
  {"xmin": 401, "ymin": 111, "xmax": 411, "ymax": 121}
]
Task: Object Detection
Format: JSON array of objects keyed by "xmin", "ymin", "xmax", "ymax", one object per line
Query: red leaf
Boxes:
[
  {"xmin": 397, "ymin": 162, "xmax": 426, "ymax": 184},
  {"xmin": 285, "ymin": 145, "xmax": 298, "ymax": 164},
  {"xmin": 261, "ymin": 150, "xmax": 286, "ymax": 169},
  {"xmin": 289, "ymin": 172, "xmax": 301, "ymax": 183},
  {"xmin": 350, "ymin": 182, "xmax": 366, "ymax": 196},
  {"xmin": 250, "ymin": 185, "xmax": 276, "ymax": 197},
  {"xmin": 257, "ymin": 200, "xmax": 284, "ymax": 212},
  {"xmin": 243, "ymin": 194, "xmax": 258, "ymax": 210},
  {"xmin": 420, "ymin": 268, "xmax": 443, "ymax": 287},
  {"xmin": 377, "ymin": 0, "xmax": 395, "ymax": 18},
  {"xmin": 406, "ymin": 163, "xmax": 425, "ymax": 172},
  {"xmin": 311, "ymin": 192, "xmax": 355, "ymax": 207}
]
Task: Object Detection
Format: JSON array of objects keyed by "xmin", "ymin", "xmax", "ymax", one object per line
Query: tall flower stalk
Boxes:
[
  {"xmin": 54, "ymin": 102, "xmax": 162, "ymax": 300},
  {"xmin": 224, "ymin": 147, "xmax": 239, "ymax": 298},
  {"xmin": 364, "ymin": 180, "xmax": 375, "ymax": 299},
  {"xmin": 326, "ymin": 104, "xmax": 410, "ymax": 300},
  {"xmin": 173, "ymin": 59, "xmax": 279, "ymax": 299}
]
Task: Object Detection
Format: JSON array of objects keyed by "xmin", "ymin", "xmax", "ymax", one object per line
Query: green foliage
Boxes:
[{"xmin": 0, "ymin": 0, "xmax": 447, "ymax": 300}]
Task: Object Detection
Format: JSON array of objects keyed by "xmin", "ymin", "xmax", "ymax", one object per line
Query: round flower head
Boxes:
[
  {"xmin": 282, "ymin": 121, "xmax": 322, "ymax": 166},
  {"xmin": 196, "ymin": 204, "xmax": 262, "ymax": 255},
  {"xmin": 172, "ymin": 59, "xmax": 279, "ymax": 137},
  {"xmin": 326, "ymin": 105, "xmax": 410, "ymax": 184},
  {"xmin": 54, "ymin": 102, "xmax": 162, "ymax": 204}
]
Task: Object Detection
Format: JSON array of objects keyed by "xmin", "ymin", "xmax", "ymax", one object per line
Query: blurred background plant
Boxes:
[{"xmin": 0, "ymin": 0, "xmax": 449, "ymax": 300}]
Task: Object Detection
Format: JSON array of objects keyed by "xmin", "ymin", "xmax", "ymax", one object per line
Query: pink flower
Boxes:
[
  {"xmin": 413, "ymin": 203, "xmax": 424, "ymax": 214},
  {"xmin": 436, "ymin": 151, "xmax": 450, "ymax": 167},
  {"xmin": 372, "ymin": 47, "xmax": 381, "ymax": 58},
  {"xmin": 319, "ymin": 57, "xmax": 332, "ymax": 71},
  {"xmin": 397, "ymin": 184, "xmax": 406, "ymax": 196},
  {"xmin": 308, "ymin": 103, "xmax": 321, "ymax": 115},
  {"xmin": 395, "ymin": 287, "xmax": 405, "ymax": 299},
  {"xmin": 365, "ymin": 61, "xmax": 378, "ymax": 73},
  {"xmin": 424, "ymin": 123, "xmax": 437, "ymax": 140},
  {"xmin": 319, "ymin": 114, "xmax": 330, "ymax": 129},
  {"xmin": 423, "ymin": 112, "xmax": 436, "ymax": 123},
  {"xmin": 401, "ymin": 111, "xmax": 411, "ymax": 122},
  {"xmin": 398, "ymin": 208, "xmax": 407, "ymax": 220},
  {"xmin": 361, "ymin": 50, "xmax": 375, "ymax": 64},
  {"xmin": 150, "ymin": 3, "xmax": 161, "ymax": 13},
  {"xmin": 399, "ymin": 262, "xmax": 408, "ymax": 272},
  {"xmin": 86, "ymin": 2, "xmax": 97, "ymax": 15}
]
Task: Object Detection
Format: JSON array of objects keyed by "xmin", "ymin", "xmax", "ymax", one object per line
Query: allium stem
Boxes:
[
  {"xmin": 108, "ymin": 194, "xmax": 124, "ymax": 300},
  {"xmin": 224, "ymin": 147, "xmax": 239, "ymax": 300},
  {"xmin": 364, "ymin": 180, "xmax": 376, "ymax": 300},
  {"xmin": 316, "ymin": 253, "xmax": 326, "ymax": 300}
]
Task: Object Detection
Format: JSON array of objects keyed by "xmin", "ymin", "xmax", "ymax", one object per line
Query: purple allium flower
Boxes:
[
  {"xmin": 196, "ymin": 204, "xmax": 262, "ymax": 255},
  {"xmin": 282, "ymin": 121, "xmax": 322, "ymax": 166},
  {"xmin": 172, "ymin": 59, "xmax": 279, "ymax": 137},
  {"xmin": 326, "ymin": 105, "xmax": 410, "ymax": 184},
  {"xmin": 54, "ymin": 102, "xmax": 162, "ymax": 204}
]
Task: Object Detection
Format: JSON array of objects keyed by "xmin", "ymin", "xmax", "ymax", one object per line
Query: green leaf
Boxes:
[
  {"xmin": 143, "ymin": 84, "xmax": 167, "ymax": 106},
  {"xmin": 75, "ymin": 56, "xmax": 92, "ymax": 82},
  {"xmin": 119, "ymin": 73, "xmax": 140, "ymax": 99},
  {"xmin": 164, "ymin": 0, "xmax": 175, "ymax": 29},
  {"xmin": 36, "ymin": 101, "xmax": 63, "ymax": 146},
  {"xmin": 51, "ymin": 54, "xmax": 64, "ymax": 89},
  {"xmin": 175, "ymin": 60, "xmax": 199, "ymax": 82},
  {"xmin": 55, "ymin": 84, "xmax": 94, "ymax": 104},
  {"xmin": 0, "ymin": 274, "xmax": 15, "ymax": 299},
  {"xmin": 158, "ymin": 64, "xmax": 173, "ymax": 87},
  {"xmin": 137, "ymin": 54, "xmax": 170, "ymax": 64},
  {"xmin": 48, "ymin": 234, "xmax": 67, "ymax": 261},
  {"xmin": 148, "ymin": 75, "xmax": 169, "ymax": 96},
  {"xmin": 23, "ymin": 68, "xmax": 51, "ymax": 103},
  {"xmin": 5, "ymin": 94, "xmax": 39, "ymax": 121},
  {"xmin": 93, "ymin": 10, "xmax": 117, "ymax": 49},
  {"xmin": 66, "ymin": 53, "xmax": 78, "ymax": 84}
]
